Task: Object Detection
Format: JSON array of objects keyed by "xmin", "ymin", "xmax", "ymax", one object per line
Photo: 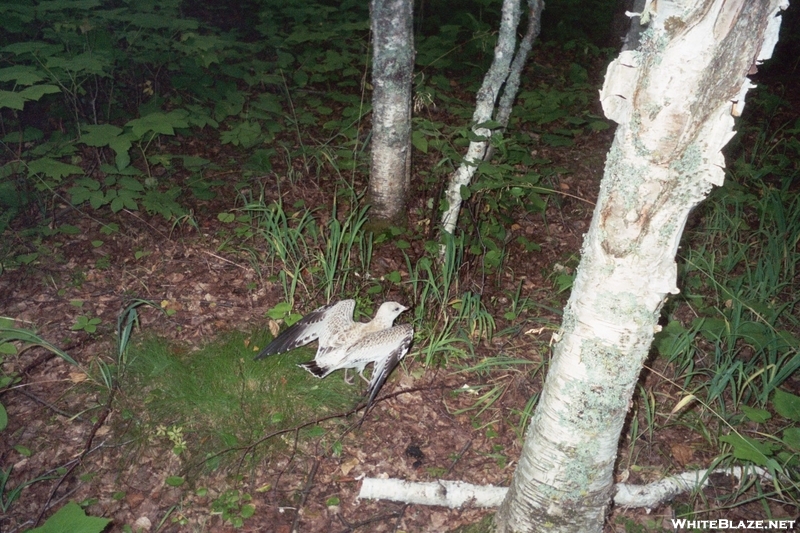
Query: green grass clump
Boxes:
[{"xmin": 120, "ymin": 332, "xmax": 359, "ymax": 468}]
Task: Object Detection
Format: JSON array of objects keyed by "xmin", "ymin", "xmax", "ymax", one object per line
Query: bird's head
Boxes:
[{"xmin": 374, "ymin": 301, "xmax": 408, "ymax": 326}]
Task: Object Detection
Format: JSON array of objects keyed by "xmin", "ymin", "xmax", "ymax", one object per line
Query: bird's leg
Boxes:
[
  {"xmin": 343, "ymin": 368, "xmax": 354, "ymax": 385},
  {"xmin": 358, "ymin": 367, "xmax": 370, "ymax": 384}
]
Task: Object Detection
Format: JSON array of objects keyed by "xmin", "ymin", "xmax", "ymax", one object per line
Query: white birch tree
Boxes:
[
  {"xmin": 494, "ymin": 1, "xmax": 789, "ymax": 532},
  {"xmin": 367, "ymin": 0, "xmax": 414, "ymax": 225},
  {"xmin": 439, "ymin": 0, "xmax": 544, "ymax": 237}
]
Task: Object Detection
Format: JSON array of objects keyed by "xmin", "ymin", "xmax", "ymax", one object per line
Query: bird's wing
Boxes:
[
  {"xmin": 315, "ymin": 299, "xmax": 356, "ymax": 357},
  {"xmin": 253, "ymin": 301, "xmax": 343, "ymax": 360},
  {"xmin": 345, "ymin": 324, "xmax": 414, "ymax": 412}
]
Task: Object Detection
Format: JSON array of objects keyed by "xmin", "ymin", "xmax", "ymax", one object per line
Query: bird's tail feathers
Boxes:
[{"xmin": 299, "ymin": 361, "xmax": 329, "ymax": 378}]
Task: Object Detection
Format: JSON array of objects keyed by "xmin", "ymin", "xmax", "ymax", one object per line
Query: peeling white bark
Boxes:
[
  {"xmin": 357, "ymin": 466, "xmax": 774, "ymax": 510},
  {"xmin": 492, "ymin": 2, "xmax": 788, "ymax": 532},
  {"xmin": 358, "ymin": 478, "xmax": 507, "ymax": 508},
  {"xmin": 614, "ymin": 466, "xmax": 774, "ymax": 510}
]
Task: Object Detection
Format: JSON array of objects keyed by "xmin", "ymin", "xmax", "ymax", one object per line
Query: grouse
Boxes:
[{"xmin": 254, "ymin": 300, "xmax": 413, "ymax": 414}]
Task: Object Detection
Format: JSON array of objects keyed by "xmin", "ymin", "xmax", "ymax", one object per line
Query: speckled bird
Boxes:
[{"xmin": 254, "ymin": 300, "xmax": 413, "ymax": 413}]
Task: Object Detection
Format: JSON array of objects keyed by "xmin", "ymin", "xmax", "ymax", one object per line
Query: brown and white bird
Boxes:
[{"xmin": 254, "ymin": 300, "xmax": 413, "ymax": 414}]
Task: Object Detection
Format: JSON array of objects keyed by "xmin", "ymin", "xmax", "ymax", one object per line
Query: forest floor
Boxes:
[{"xmin": 1, "ymin": 53, "xmax": 798, "ymax": 533}]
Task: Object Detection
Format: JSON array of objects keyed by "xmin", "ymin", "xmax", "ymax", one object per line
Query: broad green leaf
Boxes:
[
  {"xmin": 285, "ymin": 313, "xmax": 302, "ymax": 327},
  {"xmin": 741, "ymin": 405, "xmax": 771, "ymax": 424},
  {"xmin": 0, "ymin": 65, "xmax": 44, "ymax": 85},
  {"xmin": 165, "ymin": 476, "xmax": 185, "ymax": 487},
  {"xmin": 773, "ymin": 389, "xmax": 800, "ymax": 422},
  {"xmin": 541, "ymin": 133, "xmax": 574, "ymax": 147},
  {"xmin": 214, "ymin": 91, "xmax": 245, "ymax": 119},
  {"xmin": 127, "ymin": 13, "xmax": 197, "ymax": 30},
  {"xmin": 2, "ymin": 41, "xmax": 63, "ymax": 57},
  {"xmin": 474, "ymin": 119, "xmax": 502, "ymax": 129},
  {"xmin": 59, "ymin": 224, "xmax": 81, "ymax": 235},
  {"xmin": 141, "ymin": 188, "xmax": 185, "ymax": 220},
  {"xmin": 18, "ymin": 84, "xmax": 60, "ymax": 101},
  {"xmin": 118, "ymin": 176, "xmax": 143, "ymax": 192},
  {"xmin": 180, "ymin": 155, "xmax": 210, "ymax": 168},
  {"xmin": 127, "ymin": 110, "xmax": 189, "ymax": 138},
  {"xmin": 266, "ymin": 302, "xmax": 292, "ymax": 320},
  {"xmin": 240, "ymin": 503, "xmax": 255, "ymax": 518},
  {"xmin": 305, "ymin": 425, "xmax": 324, "ymax": 438},
  {"xmin": 783, "ymin": 427, "xmax": 800, "ymax": 450},
  {"xmin": 220, "ymin": 120, "xmax": 261, "ymax": 148},
  {"xmin": 75, "ymin": 177, "xmax": 101, "ymax": 191},
  {"xmin": 68, "ymin": 183, "xmax": 99, "ymax": 204},
  {"xmin": 27, "ymin": 158, "xmax": 83, "ymax": 180},
  {"xmin": 36, "ymin": 0, "xmax": 101, "ymax": 12},
  {"xmin": 100, "ymin": 223, "xmax": 119, "ymax": 235},
  {"xmin": 25, "ymin": 501, "xmax": 110, "ymax": 533},
  {"xmin": 252, "ymin": 93, "xmax": 283, "ymax": 114},
  {"xmin": 385, "ymin": 271, "xmax": 402, "ymax": 283},
  {"xmin": 0, "ymin": 90, "xmax": 26, "ymax": 110},
  {"xmin": 0, "ymin": 403, "xmax": 7, "ymax": 431},
  {"xmin": 45, "ymin": 52, "xmax": 110, "ymax": 75},
  {"xmin": 466, "ymin": 129, "xmax": 489, "ymax": 142},
  {"xmin": 695, "ymin": 317, "xmax": 728, "ymax": 341},
  {"xmin": 720, "ymin": 433, "xmax": 774, "ymax": 466},
  {"xmin": 110, "ymin": 196, "xmax": 125, "ymax": 213},
  {"xmin": 247, "ymin": 148, "xmax": 274, "ymax": 172},
  {"xmin": 293, "ymin": 69, "xmax": 308, "ymax": 87},
  {"xmin": 412, "ymin": 130, "xmax": 428, "ymax": 153},
  {"xmin": 89, "ymin": 189, "xmax": 108, "ymax": 209},
  {"xmin": 16, "ymin": 253, "xmax": 38, "ymax": 264},
  {"xmin": 14, "ymin": 444, "xmax": 31, "ymax": 456},
  {"xmin": 80, "ymin": 124, "xmax": 123, "ymax": 147},
  {"xmin": 0, "ymin": 341, "xmax": 17, "ymax": 355}
]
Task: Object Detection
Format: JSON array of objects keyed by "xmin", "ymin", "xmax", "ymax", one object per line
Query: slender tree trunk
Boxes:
[
  {"xmin": 367, "ymin": 0, "xmax": 414, "ymax": 226},
  {"xmin": 484, "ymin": 0, "xmax": 544, "ymax": 162},
  {"xmin": 439, "ymin": 0, "xmax": 523, "ymax": 236},
  {"xmin": 495, "ymin": 1, "xmax": 788, "ymax": 532}
]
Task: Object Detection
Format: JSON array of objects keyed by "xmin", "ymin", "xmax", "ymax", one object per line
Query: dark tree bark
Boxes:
[{"xmin": 367, "ymin": 0, "xmax": 414, "ymax": 226}]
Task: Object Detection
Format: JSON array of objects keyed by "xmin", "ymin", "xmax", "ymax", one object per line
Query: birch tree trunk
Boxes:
[
  {"xmin": 495, "ymin": 2, "xmax": 788, "ymax": 532},
  {"xmin": 484, "ymin": 0, "xmax": 544, "ymax": 162},
  {"xmin": 367, "ymin": 0, "xmax": 414, "ymax": 226},
  {"xmin": 439, "ymin": 0, "xmax": 538, "ymax": 236}
]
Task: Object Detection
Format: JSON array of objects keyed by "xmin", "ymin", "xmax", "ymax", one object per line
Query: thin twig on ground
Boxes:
[
  {"xmin": 291, "ymin": 458, "xmax": 319, "ymax": 533},
  {"xmin": 335, "ymin": 509, "xmax": 403, "ymax": 533},
  {"xmin": 32, "ymin": 389, "xmax": 115, "ymax": 527},
  {"xmin": 391, "ymin": 504, "xmax": 408, "ymax": 533},
  {"xmin": 14, "ymin": 387, "xmax": 78, "ymax": 419},
  {"xmin": 444, "ymin": 439, "xmax": 473, "ymax": 477},
  {"xmin": 183, "ymin": 383, "xmax": 449, "ymax": 475}
]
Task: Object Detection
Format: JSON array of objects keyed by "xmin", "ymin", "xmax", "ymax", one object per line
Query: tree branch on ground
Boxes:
[{"xmin": 357, "ymin": 465, "xmax": 777, "ymax": 510}]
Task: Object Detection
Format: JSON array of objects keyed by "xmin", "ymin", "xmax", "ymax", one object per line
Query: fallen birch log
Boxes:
[
  {"xmin": 358, "ymin": 478, "xmax": 507, "ymax": 508},
  {"xmin": 358, "ymin": 466, "xmax": 773, "ymax": 510}
]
